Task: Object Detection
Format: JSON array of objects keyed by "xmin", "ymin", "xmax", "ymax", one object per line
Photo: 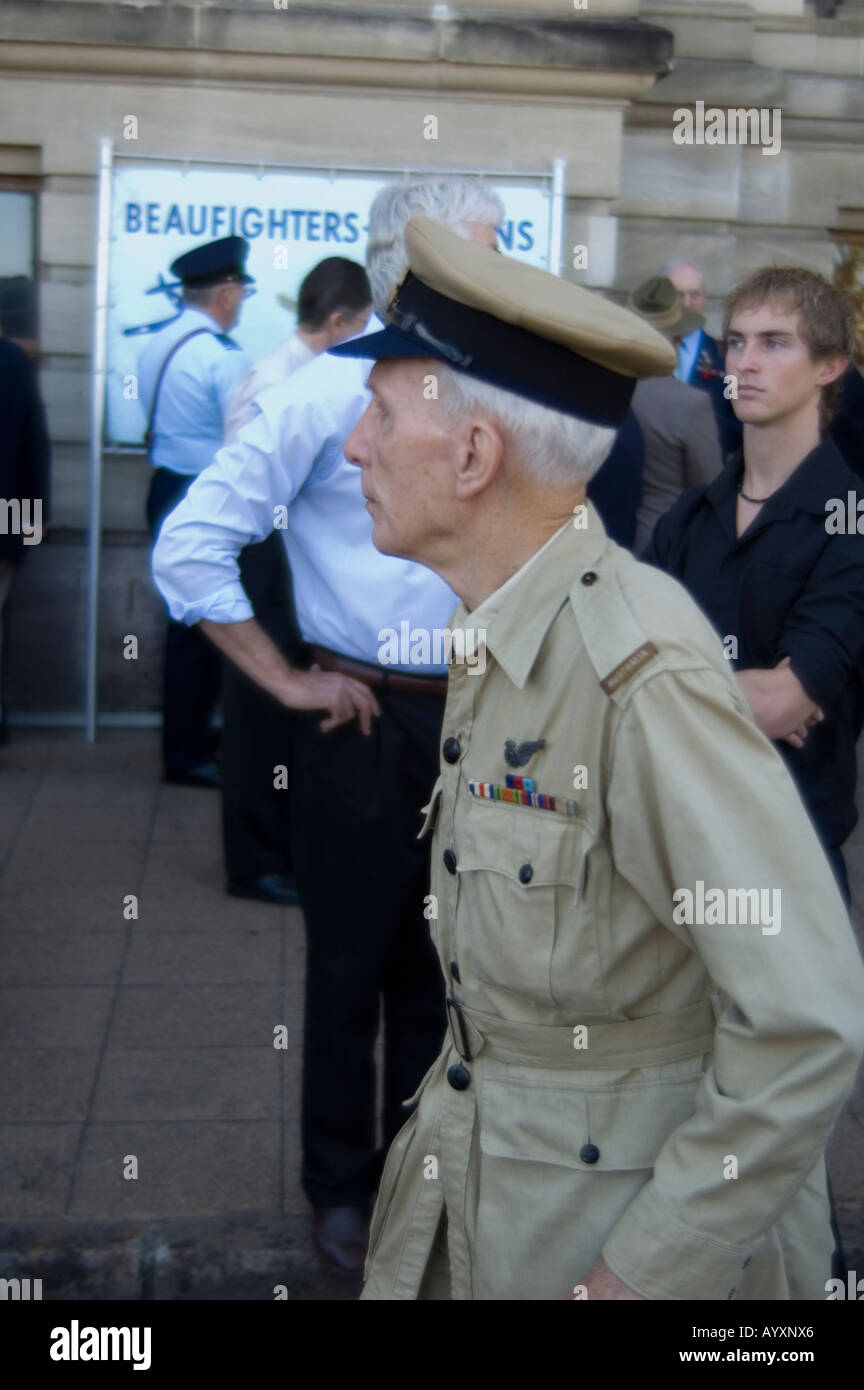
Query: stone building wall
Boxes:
[{"xmin": 0, "ymin": 0, "xmax": 861, "ymax": 716}]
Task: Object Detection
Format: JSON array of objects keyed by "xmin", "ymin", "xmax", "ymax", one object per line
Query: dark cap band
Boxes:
[{"xmin": 331, "ymin": 273, "xmax": 636, "ymax": 426}]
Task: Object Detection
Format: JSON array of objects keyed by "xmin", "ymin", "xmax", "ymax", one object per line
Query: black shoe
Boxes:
[
  {"xmin": 312, "ymin": 1206, "xmax": 369, "ymax": 1276},
  {"xmin": 227, "ymin": 873, "xmax": 300, "ymax": 906},
  {"xmin": 164, "ymin": 760, "xmax": 222, "ymax": 789}
]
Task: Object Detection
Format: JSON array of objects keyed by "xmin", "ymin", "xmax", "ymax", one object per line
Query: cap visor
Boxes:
[{"xmin": 327, "ymin": 324, "xmax": 450, "ymax": 363}]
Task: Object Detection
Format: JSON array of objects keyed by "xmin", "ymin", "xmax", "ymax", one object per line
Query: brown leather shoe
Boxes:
[{"xmin": 313, "ymin": 1205, "xmax": 369, "ymax": 1275}]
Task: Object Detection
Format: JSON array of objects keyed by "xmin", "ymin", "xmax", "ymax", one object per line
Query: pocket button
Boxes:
[
  {"xmin": 447, "ymin": 1063, "xmax": 471, "ymax": 1091},
  {"xmin": 442, "ymin": 737, "xmax": 461, "ymax": 764}
]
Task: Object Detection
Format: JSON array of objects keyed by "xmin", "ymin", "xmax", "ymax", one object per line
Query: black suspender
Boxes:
[{"xmin": 144, "ymin": 327, "xmax": 211, "ymax": 454}]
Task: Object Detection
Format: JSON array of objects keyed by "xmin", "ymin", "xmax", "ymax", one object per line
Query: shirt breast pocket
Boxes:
[
  {"xmin": 456, "ymin": 801, "xmax": 605, "ymax": 1010},
  {"xmin": 740, "ymin": 559, "xmax": 810, "ymax": 658}
]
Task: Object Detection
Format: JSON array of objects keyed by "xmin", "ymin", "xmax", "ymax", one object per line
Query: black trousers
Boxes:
[
  {"xmin": 221, "ymin": 532, "xmax": 303, "ymax": 882},
  {"xmin": 147, "ymin": 467, "xmax": 222, "ymax": 777},
  {"xmin": 825, "ymin": 843, "xmax": 850, "ymax": 911},
  {"xmin": 291, "ymin": 687, "xmax": 447, "ymax": 1208}
]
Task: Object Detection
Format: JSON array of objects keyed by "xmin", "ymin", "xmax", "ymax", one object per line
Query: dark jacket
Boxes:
[
  {"xmin": 681, "ymin": 329, "xmax": 743, "ymax": 459},
  {"xmin": 587, "ymin": 408, "xmax": 643, "ymax": 550},
  {"xmin": 0, "ymin": 338, "xmax": 50, "ymax": 561},
  {"xmin": 829, "ymin": 364, "xmax": 864, "ymax": 479}
]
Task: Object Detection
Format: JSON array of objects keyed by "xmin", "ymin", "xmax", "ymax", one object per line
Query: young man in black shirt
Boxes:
[{"xmin": 643, "ymin": 267, "xmax": 863, "ymax": 902}]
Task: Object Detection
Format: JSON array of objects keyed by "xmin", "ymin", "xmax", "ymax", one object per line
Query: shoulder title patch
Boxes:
[{"xmin": 600, "ymin": 641, "xmax": 658, "ymax": 695}]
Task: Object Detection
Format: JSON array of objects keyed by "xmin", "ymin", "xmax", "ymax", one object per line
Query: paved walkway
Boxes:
[
  {"xmin": 0, "ymin": 730, "xmax": 355, "ymax": 1299},
  {"xmin": 0, "ymin": 730, "xmax": 862, "ymax": 1299}
]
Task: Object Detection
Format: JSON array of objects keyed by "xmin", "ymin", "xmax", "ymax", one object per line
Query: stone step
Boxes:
[{"xmin": 0, "ymin": 1213, "xmax": 360, "ymax": 1302}]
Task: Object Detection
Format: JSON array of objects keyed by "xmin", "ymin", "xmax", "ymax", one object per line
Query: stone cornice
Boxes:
[
  {"xmin": 0, "ymin": 3, "xmax": 674, "ymax": 96},
  {"xmin": 0, "ymin": 47, "xmax": 666, "ymax": 102}
]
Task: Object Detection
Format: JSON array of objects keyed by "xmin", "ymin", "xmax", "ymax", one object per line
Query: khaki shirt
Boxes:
[{"xmin": 361, "ymin": 504, "xmax": 864, "ymax": 1301}]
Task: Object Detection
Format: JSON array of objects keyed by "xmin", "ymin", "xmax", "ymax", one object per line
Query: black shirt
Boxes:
[
  {"xmin": 830, "ymin": 365, "xmax": 864, "ymax": 480},
  {"xmin": 642, "ymin": 438, "xmax": 864, "ymax": 849}
]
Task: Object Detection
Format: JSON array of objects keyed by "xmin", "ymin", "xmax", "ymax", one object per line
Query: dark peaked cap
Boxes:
[
  {"xmin": 329, "ymin": 217, "xmax": 677, "ymax": 425},
  {"xmin": 170, "ymin": 236, "xmax": 253, "ymax": 289}
]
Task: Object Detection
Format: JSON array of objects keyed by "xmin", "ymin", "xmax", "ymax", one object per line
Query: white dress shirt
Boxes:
[
  {"xmin": 151, "ymin": 315, "xmax": 458, "ymax": 673},
  {"xmin": 224, "ymin": 332, "xmax": 316, "ymax": 444},
  {"xmin": 138, "ymin": 307, "xmax": 251, "ymax": 476}
]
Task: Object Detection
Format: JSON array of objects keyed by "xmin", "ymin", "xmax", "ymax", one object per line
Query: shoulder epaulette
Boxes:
[{"xmin": 568, "ymin": 557, "xmax": 661, "ymax": 704}]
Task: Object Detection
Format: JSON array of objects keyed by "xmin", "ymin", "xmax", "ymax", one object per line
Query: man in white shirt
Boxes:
[
  {"xmin": 152, "ymin": 176, "xmax": 504, "ymax": 1274},
  {"xmin": 221, "ymin": 257, "xmax": 372, "ymax": 907},
  {"xmin": 224, "ymin": 256, "xmax": 372, "ymax": 445}
]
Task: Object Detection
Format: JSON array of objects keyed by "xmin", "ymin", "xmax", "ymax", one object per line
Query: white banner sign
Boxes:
[{"xmin": 106, "ymin": 166, "xmax": 552, "ymax": 445}]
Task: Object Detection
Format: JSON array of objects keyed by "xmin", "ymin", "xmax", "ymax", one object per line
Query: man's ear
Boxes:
[
  {"xmin": 454, "ymin": 418, "xmax": 505, "ymax": 501},
  {"xmin": 816, "ymin": 355, "xmax": 850, "ymax": 389}
]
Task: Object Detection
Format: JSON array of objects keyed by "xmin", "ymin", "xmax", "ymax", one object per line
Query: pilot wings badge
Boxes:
[{"xmin": 504, "ymin": 738, "xmax": 546, "ymax": 769}]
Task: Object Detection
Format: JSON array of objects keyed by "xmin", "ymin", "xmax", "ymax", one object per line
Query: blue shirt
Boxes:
[
  {"xmin": 676, "ymin": 328, "xmax": 702, "ymax": 384},
  {"xmin": 138, "ymin": 307, "xmax": 251, "ymax": 477},
  {"xmin": 151, "ymin": 315, "xmax": 458, "ymax": 673}
]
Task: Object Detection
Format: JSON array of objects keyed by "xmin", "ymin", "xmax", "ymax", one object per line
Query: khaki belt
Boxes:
[
  {"xmin": 310, "ymin": 645, "xmax": 447, "ymax": 698},
  {"xmin": 446, "ymin": 997, "xmax": 716, "ymax": 1070}
]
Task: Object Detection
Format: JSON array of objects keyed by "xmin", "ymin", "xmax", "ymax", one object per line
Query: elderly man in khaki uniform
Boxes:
[{"xmin": 330, "ymin": 219, "xmax": 864, "ymax": 1301}]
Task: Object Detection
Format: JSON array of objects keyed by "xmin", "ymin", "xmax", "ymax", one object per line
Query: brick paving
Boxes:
[{"xmin": 0, "ymin": 729, "xmax": 861, "ymax": 1299}]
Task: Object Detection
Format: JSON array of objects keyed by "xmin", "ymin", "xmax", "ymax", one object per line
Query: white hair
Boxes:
[
  {"xmin": 659, "ymin": 258, "xmax": 704, "ymax": 281},
  {"xmin": 366, "ymin": 176, "xmax": 505, "ymax": 317},
  {"xmin": 436, "ymin": 364, "xmax": 618, "ymax": 488}
]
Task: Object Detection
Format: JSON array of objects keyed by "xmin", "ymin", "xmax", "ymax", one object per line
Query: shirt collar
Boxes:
[
  {"xmin": 181, "ymin": 305, "xmax": 223, "ymax": 335},
  {"xmin": 450, "ymin": 503, "xmax": 609, "ymax": 690},
  {"xmin": 707, "ymin": 437, "xmax": 853, "ymax": 518}
]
